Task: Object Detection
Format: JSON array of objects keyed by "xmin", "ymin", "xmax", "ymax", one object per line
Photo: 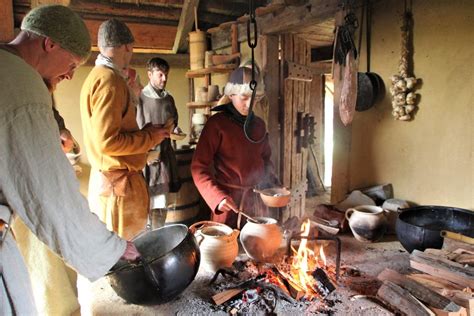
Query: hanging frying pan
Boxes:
[{"xmin": 356, "ymin": 0, "xmax": 385, "ymax": 112}]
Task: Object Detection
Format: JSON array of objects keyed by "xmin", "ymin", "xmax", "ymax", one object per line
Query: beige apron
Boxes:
[{"xmin": 88, "ymin": 169, "xmax": 149, "ymax": 240}]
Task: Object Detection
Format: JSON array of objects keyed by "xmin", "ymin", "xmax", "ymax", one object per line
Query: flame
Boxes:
[{"xmin": 287, "ymin": 219, "xmax": 327, "ymax": 297}]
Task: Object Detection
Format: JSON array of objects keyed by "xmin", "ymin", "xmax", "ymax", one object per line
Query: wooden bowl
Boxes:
[
  {"xmin": 170, "ymin": 133, "xmax": 187, "ymax": 141},
  {"xmin": 256, "ymin": 188, "xmax": 291, "ymax": 208}
]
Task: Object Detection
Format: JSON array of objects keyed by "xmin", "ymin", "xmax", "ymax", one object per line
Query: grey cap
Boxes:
[
  {"xmin": 21, "ymin": 4, "xmax": 91, "ymax": 61},
  {"xmin": 224, "ymin": 63, "xmax": 265, "ymax": 97},
  {"xmin": 98, "ymin": 19, "xmax": 134, "ymax": 48}
]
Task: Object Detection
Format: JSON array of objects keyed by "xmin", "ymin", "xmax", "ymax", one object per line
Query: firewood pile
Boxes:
[{"xmin": 376, "ymin": 248, "xmax": 474, "ymax": 316}]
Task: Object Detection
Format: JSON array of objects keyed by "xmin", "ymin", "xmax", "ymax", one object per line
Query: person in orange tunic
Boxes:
[
  {"xmin": 80, "ymin": 19, "xmax": 170, "ymax": 240},
  {"xmin": 191, "ymin": 64, "xmax": 280, "ymax": 229}
]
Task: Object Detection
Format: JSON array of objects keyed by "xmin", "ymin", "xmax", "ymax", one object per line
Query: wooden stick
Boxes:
[
  {"xmin": 212, "ymin": 288, "xmax": 244, "ymax": 305},
  {"xmin": 441, "ymin": 231, "xmax": 474, "ymax": 245},
  {"xmin": 194, "ymin": 6, "xmax": 199, "ymax": 31}
]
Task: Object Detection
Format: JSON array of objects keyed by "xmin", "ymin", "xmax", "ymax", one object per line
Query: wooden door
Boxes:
[{"xmin": 280, "ymin": 34, "xmax": 314, "ymax": 222}]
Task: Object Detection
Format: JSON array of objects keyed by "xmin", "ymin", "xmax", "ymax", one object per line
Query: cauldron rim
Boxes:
[{"xmin": 108, "ymin": 224, "xmax": 191, "ymax": 274}]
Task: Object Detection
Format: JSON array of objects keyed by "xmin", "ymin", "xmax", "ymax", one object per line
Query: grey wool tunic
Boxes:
[{"xmin": 137, "ymin": 84, "xmax": 180, "ymax": 194}]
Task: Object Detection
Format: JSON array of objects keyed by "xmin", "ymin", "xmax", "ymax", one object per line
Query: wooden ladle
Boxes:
[{"xmin": 229, "ymin": 205, "xmax": 259, "ymax": 223}]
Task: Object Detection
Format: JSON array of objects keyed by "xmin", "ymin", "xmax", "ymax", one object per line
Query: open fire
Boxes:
[{"xmin": 211, "ymin": 219, "xmax": 338, "ymax": 314}]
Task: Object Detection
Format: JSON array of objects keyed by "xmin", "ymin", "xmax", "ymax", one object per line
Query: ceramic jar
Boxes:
[
  {"xmin": 345, "ymin": 205, "xmax": 387, "ymax": 242},
  {"xmin": 190, "ymin": 221, "xmax": 239, "ymax": 272},
  {"xmin": 240, "ymin": 217, "xmax": 282, "ymax": 262}
]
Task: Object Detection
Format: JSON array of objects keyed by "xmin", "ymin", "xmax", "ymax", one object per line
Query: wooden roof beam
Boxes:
[
  {"xmin": 172, "ymin": 0, "xmax": 199, "ymax": 54},
  {"xmin": 256, "ymin": 0, "xmax": 339, "ymax": 34},
  {"xmin": 70, "ymin": 0, "xmax": 181, "ymax": 22}
]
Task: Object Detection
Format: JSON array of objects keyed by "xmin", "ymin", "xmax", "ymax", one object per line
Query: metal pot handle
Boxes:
[{"xmin": 141, "ymin": 258, "xmax": 161, "ymax": 292}]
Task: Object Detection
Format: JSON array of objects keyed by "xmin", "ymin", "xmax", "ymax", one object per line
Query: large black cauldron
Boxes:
[
  {"xmin": 106, "ymin": 224, "xmax": 200, "ymax": 305},
  {"xmin": 396, "ymin": 206, "xmax": 474, "ymax": 253}
]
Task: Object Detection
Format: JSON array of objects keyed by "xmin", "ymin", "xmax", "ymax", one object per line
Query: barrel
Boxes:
[
  {"xmin": 165, "ymin": 148, "xmax": 200, "ymax": 226},
  {"xmin": 189, "ymin": 31, "xmax": 207, "ymax": 70}
]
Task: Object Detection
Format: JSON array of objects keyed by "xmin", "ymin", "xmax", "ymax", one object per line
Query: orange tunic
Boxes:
[{"xmin": 80, "ymin": 66, "xmax": 158, "ymax": 239}]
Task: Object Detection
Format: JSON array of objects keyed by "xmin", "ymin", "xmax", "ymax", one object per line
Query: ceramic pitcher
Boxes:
[
  {"xmin": 190, "ymin": 221, "xmax": 239, "ymax": 272},
  {"xmin": 240, "ymin": 217, "xmax": 282, "ymax": 262},
  {"xmin": 345, "ymin": 205, "xmax": 387, "ymax": 242}
]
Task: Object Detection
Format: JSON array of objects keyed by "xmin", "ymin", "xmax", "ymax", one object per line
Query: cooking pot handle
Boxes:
[
  {"xmin": 141, "ymin": 258, "xmax": 161, "ymax": 292},
  {"xmin": 194, "ymin": 230, "xmax": 204, "ymax": 246},
  {"xmin": 345, "ymin": 208, "xmax": 355, "ymax": 221}
]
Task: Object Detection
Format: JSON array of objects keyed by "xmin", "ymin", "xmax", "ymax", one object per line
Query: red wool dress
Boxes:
[{"xmin": 191, "ymin": 104, "xmax": 279, "ymax": 228}]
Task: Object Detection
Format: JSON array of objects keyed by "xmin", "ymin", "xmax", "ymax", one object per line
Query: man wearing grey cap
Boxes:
[
  {"xmin": 0, "ymin": 5, "xmax": 140, "ymax": 314},
  {"xmin": 80, "ymin": 19, "xmax": 170, "ymax": 241}
]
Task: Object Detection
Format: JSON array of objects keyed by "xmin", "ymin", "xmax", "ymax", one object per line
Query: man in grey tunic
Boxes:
[
  {"xmin": 137, "ymin": 57, "xmax": 181, "ymax": 210},
  {"xmin": 0, "ymin": 5, "xmax": 139, "ymax": 314}
]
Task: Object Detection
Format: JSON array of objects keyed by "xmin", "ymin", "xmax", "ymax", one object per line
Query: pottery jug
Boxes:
[
  {"xmin": 240, "ymin": 217, "xmax": 282, "ymax": 262},
  {"xmin": 190, "ymin": 221, "xmax": 239, "ymax": 272},
  {"xmin": 345, "ymin": 205, "xmax": 387, "ymax": 242}
]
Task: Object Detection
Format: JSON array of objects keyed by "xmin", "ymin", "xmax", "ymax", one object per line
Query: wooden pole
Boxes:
[{"xmin": 194, "ymin": 6, "xmax": 199, "ymax": 31}]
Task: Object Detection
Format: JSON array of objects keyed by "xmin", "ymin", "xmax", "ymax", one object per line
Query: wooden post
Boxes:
[{"xmin": 0, "ymin": 0, "xmax": 14, "ymax": 43}]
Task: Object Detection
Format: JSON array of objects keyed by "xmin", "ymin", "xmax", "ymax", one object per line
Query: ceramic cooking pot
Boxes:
[
  {"xmin": 240, "ymin": 217, "xmax": 282, "ymax": 262},
  {"xmin": 345, "ymin": 205, "xmax": 387, "ymax": 242},
  {"xmin": 190, "ymin": 221, "xmax": 239, "ymax": 272}
]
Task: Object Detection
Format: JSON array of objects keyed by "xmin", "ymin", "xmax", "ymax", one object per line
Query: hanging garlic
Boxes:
[
  {"xmin": 390, "ymin": 10, "xmax": 420, "ymax": 121},
  {"xmin": 404, "ymin": 105, "xmax": 416, "ymax": 113}
]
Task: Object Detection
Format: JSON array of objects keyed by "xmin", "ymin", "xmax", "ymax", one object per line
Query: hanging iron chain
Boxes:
[{"xmin": 243, "ymin": 0, "xmax": 265, "ymax": 144}]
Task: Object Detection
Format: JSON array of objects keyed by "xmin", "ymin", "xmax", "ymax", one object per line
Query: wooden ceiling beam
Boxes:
[
  {"xmin": 0, "ymin": 0, "xmax": 14, "ymax": 42},
  {"xmin": 84, "ymin": 19, "xmax": 176, "ymax": 51},
  {"xmin": 107, "ymin": 0, "xmax": 183, "ymax": 8},
  {"xmin": 257, "ymin": 0, "xmax": 339, "ymax": 34},
  {"xmin": 85, "ymin": 51, "xmax": 189, "ymax": 68},
  {"xmin": 172, "ymin": 0, "xmax": 199, "ymax": 54},
  {"xmin": 70, "ymin": 0, "xmax": 180, "ymax": 22}
]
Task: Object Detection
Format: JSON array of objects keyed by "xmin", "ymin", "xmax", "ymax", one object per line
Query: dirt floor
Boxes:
[{"xmin": 75, "ymin": 191, "xmax": 467, "ymax": 315}]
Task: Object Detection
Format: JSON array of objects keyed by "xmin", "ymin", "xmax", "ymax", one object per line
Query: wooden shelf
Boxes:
[
  {"xmin": 186, "ymin": 101, "xmax": 219, "ymax": 109},
  {"xmin": 185, "ymin": 65, "xmax": 236, "ymax": 78}
]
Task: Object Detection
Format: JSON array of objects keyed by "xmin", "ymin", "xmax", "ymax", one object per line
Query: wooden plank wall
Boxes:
[{"xmin": 281, "ymin": 34, "xmax": 312, "ymax": 221}]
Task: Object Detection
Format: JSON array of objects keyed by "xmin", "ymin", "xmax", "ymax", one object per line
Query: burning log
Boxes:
[
  {"xmin": 377, "ymin": 280, "xmax": 435, "ymax": 316},
  {"xmin": 312, "ymin": 268, "xmax": 336, "ymax": 298},
  {"xmin": 377, "ymin": 268, "xmax": 466, "ymax": 315},
  {"xmin": 273, "ymin": 267, "xmax": 305, "ymax": 300},
  {"xmin": 410, "ymin": 250, "xmax": 474, "ymax": 288}
]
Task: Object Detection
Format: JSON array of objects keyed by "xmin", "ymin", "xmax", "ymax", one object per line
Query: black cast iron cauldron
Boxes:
[
  {"xmin": 396, "ymin": 206, "xmax": 474, "ymax": 253},
  {"xmin": 106, "ymin": 224, "xmax": 201, "ymax": 305}
]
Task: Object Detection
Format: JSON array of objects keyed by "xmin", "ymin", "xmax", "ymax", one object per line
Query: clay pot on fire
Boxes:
[
  {"xmin": 190, "ymin": 221, "xmax": 239, "ymax": 272},
  {"xmin": 345, "ymin": 205, "xmax": 387, "ymax": 242},
  {"xmin": 240, "ymin": 217, "xmax": 282, "ymax": 262}
]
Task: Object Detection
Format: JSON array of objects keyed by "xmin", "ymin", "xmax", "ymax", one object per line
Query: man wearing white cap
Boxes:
[
  {"xmin": 0, "ymin": 5, "xmax": 140, "ymax": 314},
  {"xmin": 80, "ymin": 19, "xmax": 170, "ymax": 240},
  {"xmin": 191, "ymin": 63, "xmax": 280, "ymax": 229}
]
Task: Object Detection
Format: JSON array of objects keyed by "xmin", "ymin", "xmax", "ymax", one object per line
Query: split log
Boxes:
[
  {"xmin": 273, "ymin": 267, "xmax": 305, "ymax": 300},
  {"xmin": 378, "ymin": 269, "xmax": 465, "ymax": 315},
  {"xmin": 410, "ymin": 250, "xmax": 474, "ymax": 288},
  {"xmin": 377, "ymin": 280, "xmax": 435, "ymax": 316},
  {"xmin": 408, "ymin": 274, "xmax": 474, "ymax": 316},
  {"xmin": 425, "ymin": 249, "xmax": 474, "ymax": 265},
  {"xmin": 212, "ymin": 288, "xmax": 244, "ymax": 305}
]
